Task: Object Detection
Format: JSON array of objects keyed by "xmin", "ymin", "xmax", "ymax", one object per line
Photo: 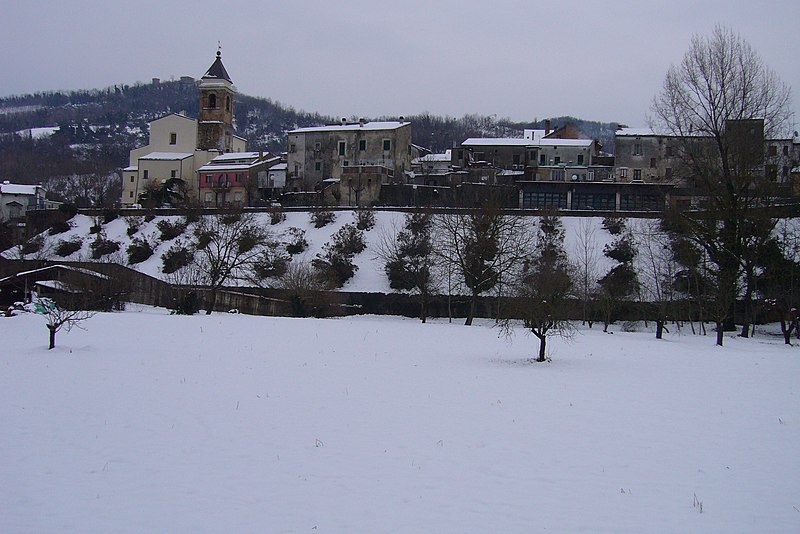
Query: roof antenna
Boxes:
[{"xmin": 217, "ymin": 41, "xmax": 222, "ymax": 58}]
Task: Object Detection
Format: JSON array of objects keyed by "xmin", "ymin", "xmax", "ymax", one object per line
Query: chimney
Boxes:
[
  {"xmin": 359, "ymin": 117, "xmax": 365, "ymax": 127},
  {"xmin": 545, "ymin": 119, "xmax": 551, "ymax": 136},
  {"xmin": 341, "ymin": 117, "xmax": 347, "ymax": 125},
  {"xmin": 399, "ymin": 116, "xmax": 405, "ymax": 123},
  {"xmin": 258, "ymin": 150, "xmax": 263, "ymax": 160}
]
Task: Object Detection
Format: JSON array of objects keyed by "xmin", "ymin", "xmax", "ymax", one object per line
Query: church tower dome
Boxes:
[{"xmin": 196, "ymin": 49, "xmax": 236, "ymax": 152}]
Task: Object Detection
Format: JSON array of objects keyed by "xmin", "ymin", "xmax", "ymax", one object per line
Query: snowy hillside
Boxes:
[
  {"xmin": 2, "ymin": 307, "xmax": 799, "ymax": 532},
  {"xmin": 4, "ymin": 211, "xmax": 619, "ymax": 294}
]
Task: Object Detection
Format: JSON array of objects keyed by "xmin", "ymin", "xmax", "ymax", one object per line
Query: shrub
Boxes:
[
  {"xmin": 89, "ymin": 236, "xmax": 120, "ymax": 259},
  {"xmin": 156, "ymin": 219, "xmax": 186, "ymax": 241},
  {"xmin": 602, "ymin": 216, "xmax": 626, "ymax": 235},
  {"xmin": 312, "ymin": 250, "xmax": 357, "ymax": 288},
  {"xmin": 331, "ymin": 223, "xmax": 366, "ymax": 256},
  {"xmin": 253, "ymin": 248, "xmax": 291, "ymax": 280},
  {"xmin": 171, "ymin": 290, "xmax": 200, "ymax": 315},
  {"xmin": 310, "ymin": 210, "xmax": 335, "ymax": 228},
  {"xmin": 194, "ymin": 227, "xmax": 215, "ymax": 250},
  {"xmin": 89, "ymin": 224, "xmax": 102, "ymax": 234},
  {"xmin": 221, "ymin": 213, "xmax": 241, "ymax": 225},
  {"xmin": 58, "ymin": 203, "xmax": 78, "ymax": 220},
  {"xmin": 184, "ymin": 209, "xmax": 201, "ymax": 224},
  {"xmin": 144, "ymin": 214, "xmax": 156, "ymax": 222},
  {"xmin": 127, "ymin": 238, "xmax": 154, "ymax": 264},
  {"xmin": 354, "ymin": 209, "xmax": 375, "ymax": 231},
  {"xmin": 21, "ymin": 235, "xmax": 44, "ymax": 255},
  {"xmin": 284, "ymin": 227, "xmax": 308, "ymax": 255},
  {"xmin": 125, "ymin": 215, "xmax": 143, "ymax": 236},
  {"xmin": 55, "ymin": 237, "xmax": 83, "ymax": 257},
  {"xmin": 269, "ymin": 206, "xmax": 286, "ymax": 225},
  {"xmin": 102, "ymin": 209, "xmax": 119, "ymax": 224},
  {"xmin": 162, "ymin": 245, "xmax": 194, "ymax": 274},
  {"xmin": 48, "ymin": 220, "xmax": 71, "ymax": 235}
]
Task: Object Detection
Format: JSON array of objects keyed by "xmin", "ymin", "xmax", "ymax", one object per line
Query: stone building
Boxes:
[
  {"xmin": 121, "ymin": 52, "xmax": 247, "ymax": 207},
  {"xmin": 285, "ymin": 120, "xmax": 412, "ymax": 202}
]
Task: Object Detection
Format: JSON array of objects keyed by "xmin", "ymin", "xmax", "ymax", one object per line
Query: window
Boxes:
[
  {"xmin": 169, "ymin": 132, "xmax": 177, "ymax": 145},
  {"xmin": 768, "ymin": 145, "xmax": 777, "ymax": 156},
  {"xmin": 633, "ymin": 169, "xmax": 642, "ymax": 181},
  {"xmin": 314, "ymin": 142, "xmax": 321, "ymax": 151},
  {"xmin": 338, "ymin": 141, "xmax": 346, "ymax": 156},
  {"xmin": 143, "ymin": 170, "xmax": 149, "ymax": 180},
  {"xmin": 225, "ymin": 96, "xmax": 231, "ymax": 112},
  {"xmin": 577, "ymin": 154, "xmax": 584, "ymax": 165},
  {"xmin": 784, "ymin": 145, "xmax": 790, "ymax": 156},
  {"xmin": 633, "ymin": 142, "xmax": 642, "ymax": 156},
  {"xmin": 458, "ymin": 150, "xmax": 464, "ymax": 160},
  {"xmin": 588, "ymin": 170, "xmax": 595, "ymax": 181},
  {"xmin": 572, "ymin": 192, "xmax": 615, "ymax": 211},
  {"xmin": 359, "ymin": 139, "xmax": 366, "ymax": 151},
  {"xmin": 234, "ymin": 192, "xmax": 242, "ymax": 202},
  {"xmin": 650, "ymin": 158, "xmax": 656, "ymax": 168},
  {"xmin": 530, "ymin": 150, "xmax": 537, "ymax": 161},
  {"xmin": 208, "ymin": 93, "xmax": 217, "ymax": 108},
  {"xmin": 551, "ymin": 169, "xmax": 566, "ymax": 181},
  {"xmin": 783, "ymin": 166, "xmax": 789, "ymax": 178},
  {"xmin": 620, "ymin": 193, "xmax": 661, "ymax": 211},
  {"xmin": 206, "ymin": 174, "xmax": 213, "ymax": 184},
  {"xmin": 666, "ymin": 145, "xmax": 674, "ymax": 157},
  {"xmin": 235, "ymin": 173, "xmax": 242, "ymax": 183},
  {"xmin": 383, "ymin": 139, "xmax": 391, "ymax": 151},
  {"xmin": 129, "ymin": 191, "xmax": 133, "ymax": 198},
  {"xmin": 343, "ymin": 160, "xmax": 349, "ymax": 167},
  {"xmin": 205, "ymin": 192, "xmax": 213, "ymax": 203},
  {"xmin": 539, "ymin": 154, "xmax": 546, "ymax": 165},
  {"xmin": 513, "ymin": 154, "xmax": 521, "ymax": 165},
  {"xmin": 554, "ymin": 156, "xmax": 561, "ymax": 165},
  {"xmin": 171, "ymin": 170, "xmax": 177, "ymax": 178},
  {"xmin": 665, "ymin": 167, "xmax": 673, "ymax": 179},
  {"xmin": 522, "ymin": 191, "xmax": 567, "ymax": 209},
  {"xmin": 130, "ymin": 176, "xmax": 134, "ymax": 183},
  {"xmin": 315, "ymin": 162, "xmax": 321, "ymax": 171},
  {"xmin": 289, "ymin": 143, "xmax": 296, "ymax": 153},
  {"xmin": 619, "ymin": 168, "xmax": 628, "ymax": 179}
]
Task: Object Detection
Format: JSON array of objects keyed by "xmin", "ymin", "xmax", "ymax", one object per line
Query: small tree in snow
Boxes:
[
  {"xmin": 503, "ymin": 215, "xmax": 574, "ymax": 362},
  {"xmin": 25, "ymin": 297, "xmax": 94, "ymax": 350}
]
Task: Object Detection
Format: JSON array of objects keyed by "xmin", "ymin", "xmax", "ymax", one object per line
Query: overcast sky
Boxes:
[{"xmin": 2, "ymin": 1, "xmax": 798, "ymax": 128}]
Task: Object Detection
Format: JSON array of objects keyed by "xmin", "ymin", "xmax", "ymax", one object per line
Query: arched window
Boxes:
[
  {"xmin": 208, "ymin": 93, "xmax": 217, "ymax": 108},
  {"xmin": 225, "ymin": 96, "xmax": 231, "ymax": 112}
]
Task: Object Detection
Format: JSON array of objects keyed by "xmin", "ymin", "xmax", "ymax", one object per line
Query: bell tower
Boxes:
[{"xmin": 197, "ymin": 49, "xmax": 236, "ymax": 152}]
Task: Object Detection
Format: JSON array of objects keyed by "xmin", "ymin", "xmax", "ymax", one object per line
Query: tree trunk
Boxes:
[
  {"xmin": 465, "ymin": 291, "xmax": 477, "ymax": 326},
  {"xmin": 48, "ymin": 325, "xmax": 56, "ymax": 350},
  {"xmin": 716, "ymin": 321, "xmax": 724, "ymax": 347},
  {"xmin": 536, "ymin": 334, "xmax": 546, "ymax": 362},
  {"xmin": 205, "ymin": 287, "xmax": 218, "ymax": 315},
  {"xmin": 419, "ymin": 290, "xmax": 427, "ymax": 324},
  {"xmin": 780, "ymin": 320, "xmax": 792, "ymax": 345},
  {"xmin": 656, "ymin": 320, "xmax": 664, "ymax": 340}
]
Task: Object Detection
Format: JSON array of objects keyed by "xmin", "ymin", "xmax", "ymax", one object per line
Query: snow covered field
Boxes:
[{"xmin": 2, "ymin": 307, "xmax": 799, "ymax": 532}]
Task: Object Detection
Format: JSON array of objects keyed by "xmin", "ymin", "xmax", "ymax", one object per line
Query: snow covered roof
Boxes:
[
  {"xmin": 197, "ymin": 163, "xmax": 254, "ymax": 172},
  {"xmin": 463, "ymin": 138, "xmax": 532, "ymax": 147},
  {"xmin": 211, "ymin": 152, "xmax": 262, "ymax": 162},
  {"xmin": 123, "ymin": 166, "xmax": 138, "ymax": 172},
  {"xmin": 0, "ymin": 183, "xmax": 42, "ymax": 195},
  {"xmin": 0, "ymin": 264, "xmax": 110, "ymax": 284},
  {"xmin": 413, "ymin": 150, "xmax": 451, "ymax": 164},
  {"xmin": 616, "ymin": 128, "xmax": 659, "ymax": 137},
  {"xmin": 289, "ymin": 121, "xmax": 410, "ymax": 134},
  {"xmin": 463, "ymin": 138, "xmax": 593, "ymax": 148},
  {"xmin": 139, "ymin": 152, "xmax": 193, "ymax": 161},
  {"xmin": 270, "ymin": 163, "xmax": 288, "ymax": 171}
]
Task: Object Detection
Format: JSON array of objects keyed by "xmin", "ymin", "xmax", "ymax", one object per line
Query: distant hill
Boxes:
[{"xmin": 0, "ymin": 80, "xmax": 620, "ymax": 188}]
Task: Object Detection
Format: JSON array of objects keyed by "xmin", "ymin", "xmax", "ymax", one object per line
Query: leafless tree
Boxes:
[
  {"xmin": 25, "ymin": 297, "xmax": 94, "ymax": 350},
  {"xmin": 192, "ymin": 213, "xmax": 272, "ymax": 314},
  {"xmin": 434, "ymin": 206, "xmax": 534, "ymax": 325},
  {"xmin": 573, "ymin": 217, "xmax": 601, "ymax": 328},
  {"xmin": 651, "ymin": 25, "xmax": 793, "ymax": 346},
  {"xmin": 502, "ymin": 215, "xmax": 575, "ymax": 362},
  {"xmin": 633, "ymin": 219, "xmax": 680, "ymax": 339}
]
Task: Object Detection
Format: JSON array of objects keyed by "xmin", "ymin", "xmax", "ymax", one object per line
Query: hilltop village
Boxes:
[{"xmin": 115, "ymin": 52, "xmax": 800, "ymax": 213}]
